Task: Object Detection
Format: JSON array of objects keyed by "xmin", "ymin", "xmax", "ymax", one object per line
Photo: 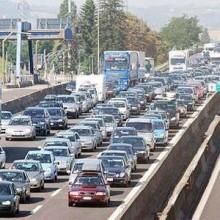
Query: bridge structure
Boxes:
[{"xmin": 0, "ymin": 18, "xmax": 73, "ymax": 83}]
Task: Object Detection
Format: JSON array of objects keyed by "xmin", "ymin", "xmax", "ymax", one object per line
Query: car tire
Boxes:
[
  {"xmin": 41, "ymin": 182, "xmax": 45, "ymax": 190},
  {"xmin": 5, "ymin": 137, "xmax": 9, "ymax": 141},
  {"xmin": 68, "ymin": 201, "xmax": 74, "ymax": 207},
  {"xmin": 16, "ymin": 203, "xmax": 19, "ymax": 214},
  {"xmin": 22, "ymin": 193, "xmax": 27, "ymax": 203}
]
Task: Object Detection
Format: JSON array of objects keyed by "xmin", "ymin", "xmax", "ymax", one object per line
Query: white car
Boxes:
[
  {"xmin": 1, "ymin": 111, "xmax": 13, "ymax": 133},
  {"xmin": 108, "ymin": 100, "xmax": 130, "ymax": 120},
  {"xmin": 0, "ymin": 147, "xmax": 6, "ymax": 169},
  {"xmin": 55, "ymin": 131, "xmax": 82, "ymax": 158},
  {"xmin": 5, "ymin": 115, "xmax": 36, "ymax": 141}
]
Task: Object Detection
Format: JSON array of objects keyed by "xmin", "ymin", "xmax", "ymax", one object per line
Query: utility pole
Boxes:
[{"xmin": 97, "ymin": 0, "xmax": 100, "ymax": 75}]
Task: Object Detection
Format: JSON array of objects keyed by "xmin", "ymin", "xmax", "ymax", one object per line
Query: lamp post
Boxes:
[{"xmin": 97, "ymin": 0, "xmax": 100, "ymax": 75}]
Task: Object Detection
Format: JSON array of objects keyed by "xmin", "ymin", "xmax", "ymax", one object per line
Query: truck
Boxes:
[
  {"xmin": 145, "ymin": 57, "xmax": 155, "ymax": 74},
  {"xmin": 137, "ymin": 51, "xmax": 146, "ymax": 82},
  {"xmin": 209, "ymin": 49, "xmax": 220, "ymax": 67},
  {"xmin": 169, "ymin": 50, "xmax": 189, "ymax": 73},
  {"xmin": 103, "ymin": 51, "xmax": 138, "ymax": 93}
]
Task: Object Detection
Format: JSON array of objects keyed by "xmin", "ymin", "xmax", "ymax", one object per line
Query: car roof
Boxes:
[
  {"xmin": 44, "ymin": 146, "xmax": 69, "ymax": 150},
  {"xmin": 74, "ymin": 158, "xmax": 101, "ymax": 164},
  {"xmin": 71, "ymin": 125, "xmax": 92, "ymax": 130},
  {"xmin": 44, "ymin": 137, "xmax": 70, "ymax": 142},
  {"xmin": 12, "ymin": 159, "xmax": 40, "ymax": 164},
  {"xmin": 102, "ymin": 150, "xmax": 127, "ymax": 154},
  {"xmin": 0, "ymin": 169, "xmax": 25, "ymax": 173},
  {"xmin": 2, "ymin": 111, "xmax": 12, "ymax": 114},
  {"xmin": 56, "ymin": 131, "xmax": 75, "ymax": 135},
  {"xmin": 115, "ymin": 127, "xmax": 136, "ymax": 131},
  {"xmin": 27, "ymin": 150, "xmax": 53, "ymax": 155},
  {"xmin": 26, "ymin": 107, "xmax": 45, "ymax": 110},
  {"xmin": 12, "ymin": 115, "xmax": 31, "ymax": 119},
  {"xmin": 0, "ymin": 181, "xmax": 14, "ymax": 185}
]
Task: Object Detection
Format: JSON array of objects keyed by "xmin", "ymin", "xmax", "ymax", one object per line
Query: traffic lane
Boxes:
[
  {"xmin": 2, "ymin": 85, "xmax": 50, "ymax": 103},
  {"xmin": 25, "ymin": 146, "xmax": 169, "ymax": 220}
]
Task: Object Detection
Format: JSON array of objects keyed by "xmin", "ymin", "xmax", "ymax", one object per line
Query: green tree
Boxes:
[
  {"xmin": 200, "ymin": 28, "xmax": 210, "ymax": 44},
  {"xmin": 79, "ymin": 0, "xmax": 97, "ymax": 73},
  {"xmin": 99, "ymin": 0, "xmax": 126, "ymax": 52},
  {"xmin": 160, "ymin": 15, "xmax": 202, "ymax": 50}
]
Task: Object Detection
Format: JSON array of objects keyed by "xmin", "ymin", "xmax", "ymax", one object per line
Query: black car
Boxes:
[
  {"xmin": 23, "ymin": 107, "xmax": 51, "ymax": 136},
  {"xmin": 47, "ymin": 107, "xmax": 68, "ymax": 129},
  {"xmin": 0, "ymin": 181, "xmax": 20, "ymax": 216}
]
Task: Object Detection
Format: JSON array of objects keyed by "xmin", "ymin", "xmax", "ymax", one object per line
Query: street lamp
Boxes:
[{"xmin": 97, "ymin": 0, "xmax": 100, "ymax": 75}]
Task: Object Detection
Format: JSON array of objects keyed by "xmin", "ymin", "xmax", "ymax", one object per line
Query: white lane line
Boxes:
[
  {"xmin": 51, "ymin": 188, "xmax": 62, "ymax": 197},
  {"xmin": 192, "ymin": 155, "xmax": 220, "ymax": 220},
  {"xmin": 31, "ymin": 205, "xmax": 43, "ymax": 215}
]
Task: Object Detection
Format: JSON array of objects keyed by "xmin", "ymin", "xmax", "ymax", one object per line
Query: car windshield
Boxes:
[
  {"xmin": 110, "ymin": 102, "xmax": 125, "ymax": 108},
  {"xmin": 47, "ymin": 148, "xmax": 68, "ymax": 157},
  {"xmin": 44, "ymin": 141, "xmax": 68, "ymax": 147},
  {"xmin": 0, "ymin": 184, "xmax": 12, "ymax": 195},
  {"xmin": 0, "ymin": 172, "xmax": 24, "ymax": 182},
  {"xmin": 24, "ymin": 109, "xmax": 45, "ymax": 118},
  {"xmin": 126, "ymin": 122, "xmax": 152, "ymax": 132},
  {"xmin": 109, "ymin": 146, "xmax": 133, "ymax": 155},
  {"xmin": 122, "ymin": 138, "xmax": 145, "ymax": 149},
  {"xmin": 74, "ymin": 176, "xmax": 104, "ymax": 186},
  {"xmin": 177, "ymin": 88, "xmax": 193, "ymax": 94},
  {"xmin": 144, "ymin": 114, "xmax": 161, "ymax": 119},
  {"xmin": 114, "ymin": 129, "xmax": 136, "ymax": 137},
  {"xmin": 47, "ymin": 109, "xmax": 62, "ymax": 116},
  {"xmin": 57, "ymin": 135, "xmax": 76, "ymax": 142},
  {"xmin": 102, "ymin": 159, "xmax": 124, "ymax": 169},
  {"xmin": 99, "ymin": 108, "xmax": 119, "ymax": 115},
  {"xmin": 2, "ymin": 112, "xmax": 12, "ymax": 120},
  {"xmin": 102, "ymin": 116, "xmax": 114, "ymax": 123},
  {"xmin": 153, "ymin": 121, "xmax": 165, "ymax": 130},
  {"xmin": 26, "ymin": 153, "xmax": 52, "ymax": 164},
  {"xmin": 10, "ymin": 118, "xmax": 31, "ymax": 126},
  {"xmin": 179, "ymin": 95, "xmax": 192, "ymax": 101},
  {"xmin": 13, "ymin": 162, "xmax": 39, "ymax": 172},
  {"xmin": 72, "ymin": 163, "xmax": 83, "ymax": 173},
  {"xmin": 81, "ymin": 123, "xmax": 97, "ymax": 130},
  {"xmin": 72, "ymin": 129, "xmax": 90, "ymax": 136},
  {"xmin": 57, "ymin": 96, "xmax": 75, "ymax": 103},
  {"xmin": 151, "ymin": 103, "xmax": 168, "ymax": 111}
]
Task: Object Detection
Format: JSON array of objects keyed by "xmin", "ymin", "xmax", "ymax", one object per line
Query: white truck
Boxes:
[
  {"xmin": 169, "ymin": 50, "xmax": 189, "ymax": 72},
  {"xmin": 137, "ymin": 51, "xmax": 146, "ymax": 81},
  {"xmin": 75, "ymin": 74, "xmax": 106, "ymax": 102}
]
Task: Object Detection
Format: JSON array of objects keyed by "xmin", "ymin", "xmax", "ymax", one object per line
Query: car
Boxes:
[
  {"xmin": 76, "ymin": 92, "xmax": 90, "ymax": 113},
  {"xmin": 0, "ymin": 170, "xmax": 31, "ymax": 203},
  {"xmin": 5, "ymin": 116, "xmax": 36, "ymax": 141},
  {"xmin": 176, "ymin": 99, "xmax": 188, "ymax": 118},
  {"xmin": 11, "ymin": 160, "xmax": 44, "ymax": 191},
  {"xmin": 148, "ymin": 110, "xmax": 170, "ymax": 130},
  {"xmin": 96, "ymin": 107, "xmax": 122, "ymax": 126},
  {"xmin": 126, "ymin": 97, "xmax": 141, "ymax": 115},
  {"xmin": 0, "ymin": 147, "xmax": 6, "ymax": 169},
  {"xmin": 0, "ymin": 181, "xmax": 20, "ymax": 216},
  {"xmin": 108, "ymin": 143, "xmax": 137, "ymax": 171},
  {"xmin": 56, "ymin": 131, "xmax": 81, "ymax": 158},
  {"xmin": 47, "ymin": 107, "xmax": 68, "ymax": 129},
  {"xmin": 71, "ymin": 93, "xmax": 83, "ymax": 114},
  {"xmin": 95, "ymin": 115, "xmax": 117, "ymax": 137},
  {"xmin": 66, "ymin": 81, "xmax": 76, "ymax": 93},
  {"xmin": 68, "ymin": 159, "xmax": 105, "ymax": 186},
  {"xmin": 68, "ymin": 172, "xmax": 110, "ymax": 207},
  {"xmin": 23, "ymin": 107, "xmax": 51, "ymax": 136},
  {"xmin": 69, "ymin": 126, "xmax": 97, "ymax": 151},
  {"xmin": 38, "ymin": 101, "xmax": 64, "ymax": 109},
  {"xmin": 100, "ymin": 156, "xmax": 131, "ymax": 186},
  {"xmin": 85, "ymin": 118, "xmax": 107, "ymax": 140},
  {"xmin": 1, "ymin": 111, "xmax": 13, "ymax": 133},
  {"xmin": 79, "ymin": 121, "xmax": 103, "ymax": 146},
  {"xmin": 111, "ymin": 127, "xmax": 137, "ymax": 140},
  {"xmin": 152, "ymin": 119, "xmax": 168, "ymax": 145},
  {"xmin": 176, "ymin": 94, "xmax": 195, "ymax": 111},
  {"xmin": 108, "ymin": 100, "xmax": 130, "ymax": 120},
  {"xmin": 126, "ymin": 118, "xmax": 155, "ymax": 151},
  {"xmin": 43, "ymin": 137, "xmax": 75, "ymax": 156},
  {"xmin": 25, "ymin": 150, "xmax": 58, "ymax": 182},
  {"xmin": 177, "ymin": 86, "xmax": 198, "ymax": 103},
  {"xmin": 44, "ymin": 95, "xmax": 57, "ymax": 102},
  {"xmin": 56, "ymin": 95, "xmax": 79, "ymax": 119},
  {"xmin": 44, "ymin": 146, "xmax": 74, "ymax": 174},
  {"xmin": 118, "ymin": 136, "xmax": 150, "ymax": 162}
]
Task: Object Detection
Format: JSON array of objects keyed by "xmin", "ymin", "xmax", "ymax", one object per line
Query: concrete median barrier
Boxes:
[
  {"xmin": 110, "ymin": 93, "xmax": 220, "ymax": 220},
  {"xmin": 159, "ymin": 116, "xmax": 220, "ymax": 220},
  {"xmin": 2, "ymin": 83, "xmax": 68, "ymax": 114}
]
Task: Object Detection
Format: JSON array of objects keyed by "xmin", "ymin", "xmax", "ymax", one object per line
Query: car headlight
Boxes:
[
  {"xmin": 171, "ymin": 117, "xmax": 176, "ymax": 121},
  {"xmin": 2, "ymin": 201, "xmax": 11, "ymax": 205},
  {"xmin": 40, "ymin": 122, "xmax": 46, "ymax": 125},
  {"xmin": 57, "ymin": 119, "xmax": 63, "ymax": 122},
  {"xmin": 31, "ymin": 178, "xmax": 37, "ymax": 182},
  {"xmin": 96, "ymin": 192, "xmax": 106, "ymax": 196},
  {"xmin": 120, "ymin": 172, "xmax": 125, "ymax": 177}
]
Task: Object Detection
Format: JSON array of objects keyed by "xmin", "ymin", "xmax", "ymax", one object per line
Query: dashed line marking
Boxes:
[
  {"xmin": 51, "ymin": 188, "xmax": 62, "ymax": 197},
  {"xmin": 31, "ymin": 205, "xmax": 43, "ymax": 215}
]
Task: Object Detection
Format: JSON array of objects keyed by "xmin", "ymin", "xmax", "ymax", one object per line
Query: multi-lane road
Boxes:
[{"xmin": 0, "ymin": 96, "xmax": 207, "ymax": 220}]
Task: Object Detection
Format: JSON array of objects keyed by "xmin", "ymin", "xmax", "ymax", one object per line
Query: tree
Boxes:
[
  {"xmin": 160, "ymin": 15, "xmax": 202, "ymax": 50},
  {"xmin": 99, "ymin": 0, "xmax": 126, "ymax": 52},
  {"xmin": 79, "ymin": 0, "xmax": 97, "ymax": 73},
  {"xmin": 200, "ymin": 28, "xmax": 210, "ymax": 44}
]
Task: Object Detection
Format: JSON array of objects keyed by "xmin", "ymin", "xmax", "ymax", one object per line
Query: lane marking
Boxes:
[
  {"xmin": 192, "ymin": 155, "xmax": 220, "ymax": 220},
  {"xmin": 51, "ymin": 188, "xmax": 62, "ymax": 197},
  {"xmin": 31, "ymin": 205, "xmax": 43, "ymax": 215}
]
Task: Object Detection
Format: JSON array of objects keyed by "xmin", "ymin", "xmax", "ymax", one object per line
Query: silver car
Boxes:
[
  {"xmin": 11, "ymin": 160, "xmax": 45, "ymax": 191},
  {"xmin": 0, "ymin": 147, "xmax": 6, "ymax": 169},
  {"xmin": 1, "ymin": 111, "xmax": 13, "ymax": 133},
  {"xmin": 69, "ymin": 126, "xmax": 97, "ymax": 151},
  {"xmin": 44, "ymin": 146, "xmax": 74, "ymax": 174},
  {"xmin": 5, "ymin": 115, "xmax": 36, "ymax": 141},
  {"xmin": 56, "ymin": 131, "xmax": 82, "ymax": 158}
]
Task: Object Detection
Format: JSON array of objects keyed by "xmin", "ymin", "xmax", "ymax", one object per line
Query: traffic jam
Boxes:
[{"xmin": 0, "ymin": 66, "xmax": 218, "ymax": 216}]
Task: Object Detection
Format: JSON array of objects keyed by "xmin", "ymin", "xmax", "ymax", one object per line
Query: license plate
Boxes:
[
  {"xmin": 107, "ymin": 178, "xmax": 113, "ymax": 182},
  {"xmin": 83, "ymin": 196, "xmax": 92, "ymax": 200}
]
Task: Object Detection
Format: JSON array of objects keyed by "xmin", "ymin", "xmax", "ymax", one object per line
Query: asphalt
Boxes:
[{"xmin": 0, "ymin": 100, "xmax": 205, "ymax": 220}]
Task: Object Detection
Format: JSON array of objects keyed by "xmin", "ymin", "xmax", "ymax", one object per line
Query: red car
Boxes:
[{"xmin": 68, "ymin": 172, "xmax": 110, "ymax": 207}]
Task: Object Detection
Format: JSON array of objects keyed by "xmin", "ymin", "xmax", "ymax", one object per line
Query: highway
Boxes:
[{"xmin": 0, "ymin": 98, "xmax": 207, "ymax": 220}]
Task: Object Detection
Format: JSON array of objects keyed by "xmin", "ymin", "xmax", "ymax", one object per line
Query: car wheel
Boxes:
[
  {"xmin": 22, "ymin": 193, "xmax": 27, "ymax": 203},
  {"xmin": 5, "ymin": 137, "xmax": 9, "ymax": 141},
  {"xmin": 68, "ymin": 201, "xmax": 74, "ymax": 207},
  {"xmin": 41, "ymin": 181, "xmax": 45, "ymax": 190},
  {"xmin": 11, "ymin": 206, "xmax": 17, "ymax": 217},
  {"xmin": 16, "ymin": 203, "xmax": 19, "ymax": 214}
]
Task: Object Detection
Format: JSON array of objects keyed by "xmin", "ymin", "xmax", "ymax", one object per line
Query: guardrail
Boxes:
[
  {"xmin": 109, "ymin": 93, "xmax": 220, "ymax": 220},
  {"xmin": 159, "ymin": 116, "xmax": 220, "ymax": 220}
]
